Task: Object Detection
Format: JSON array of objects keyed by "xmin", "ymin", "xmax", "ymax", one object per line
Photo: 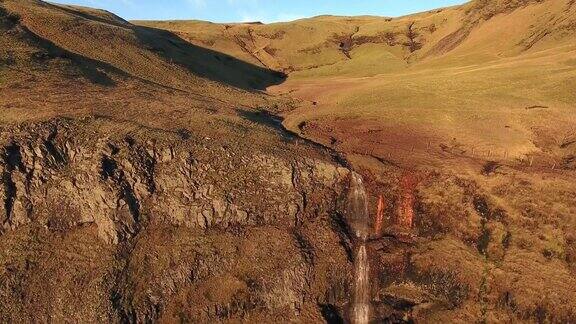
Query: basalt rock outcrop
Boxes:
[{"xmin": 0, "ymin": 117, "xmax": 354, "ymax": 322}]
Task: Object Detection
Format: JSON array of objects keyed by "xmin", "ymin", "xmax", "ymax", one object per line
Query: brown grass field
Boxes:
[{"xmin": 1, "ymin": 0, "xmax": 576, "ymax": 322}]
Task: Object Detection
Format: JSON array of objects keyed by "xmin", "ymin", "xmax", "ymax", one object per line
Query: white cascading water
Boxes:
[
  {"xmin": 346, "ymin": 172, "xmax": 371, "ymax": 324},
  {"xmin": 347, "ymin": 172, "xmax": 370, "ymax": 240},
  {"xmin": 352, "ymin": 243, "xmax": 370, "ymax": 324}
]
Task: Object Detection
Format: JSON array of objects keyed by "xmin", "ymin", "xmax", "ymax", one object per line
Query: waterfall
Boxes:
[
  {"xmin": 352, "ymin": 243, "xmax": 370, "ymax": 324},
  {"xmin": 346, "ymin": 172, "xmax": 371, "ymax": 324},
  {"xmin": 346, "ymin": 172, "xmax": 370, "ymax": 240}
]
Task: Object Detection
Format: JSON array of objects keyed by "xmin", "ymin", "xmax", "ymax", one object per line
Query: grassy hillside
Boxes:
[
  {"xmin": 139, "ymin": 0, "xmax": 576, "ymax": 166},
  {"xmin": 0, "ymin": 1, "xmax": 357, "ymax": 322},
  {"xmin": 142, "ymin": 1, "xmax": 576, "ymax": 321},
  {"xmin": 136, "ymin": 0, "xmax": 576, "ymax": 77},
  {"xmin": 0, "ymin": 0, "xmax": 293, "ymax": 147},
  {"xmin": 1, "ymin": 0, "xmax": 576, "ymax": 322}
]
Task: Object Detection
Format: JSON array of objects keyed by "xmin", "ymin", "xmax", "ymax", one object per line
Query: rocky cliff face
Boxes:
[{"xmin": 0, "ymin": 117, "xmax": 354, "ymax": 322}]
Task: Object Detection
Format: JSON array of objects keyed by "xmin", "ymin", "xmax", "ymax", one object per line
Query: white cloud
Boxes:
[
  {"xmin": 227, "ymin": 0, "xmax": 260, "ymax": 5},
  {"xmin": 187, "ymin": 0, "xmax": 207, "ymax": 8}
]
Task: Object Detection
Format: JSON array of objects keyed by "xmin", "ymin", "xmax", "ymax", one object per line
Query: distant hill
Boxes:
[{"xmin": 136, "ymin": 0, "xmax": 576, "ymax": 77}]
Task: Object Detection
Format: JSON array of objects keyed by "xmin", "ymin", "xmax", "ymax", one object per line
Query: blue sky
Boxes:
[{"xmin": 55, "ymin": 0, "xmax": 469, "ymax": 23}]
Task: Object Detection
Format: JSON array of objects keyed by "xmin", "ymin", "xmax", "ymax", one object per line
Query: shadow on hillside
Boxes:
[
  {"xmin": 48, "ymin": 3, "xmax": 287, "ymax": 91},
  {"xmin": 235, "ymin": 108, "xmax": 350, "ymax": 166},
  {"xmin": 1, "ymin": 6, "xmax": 123, "ymax": 86},
  {"xmin": 236, "ymin": 108, "xmax": 295, "ymax": 141},
  {"xmin": 18, "ymin": 29, "xmax": 120, "ymax": 86},
  {"xmin": 131, "ymin": 25, "xmax": 286, "ymax": 91}
]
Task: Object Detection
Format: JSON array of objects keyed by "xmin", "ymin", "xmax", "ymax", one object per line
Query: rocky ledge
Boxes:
[{"xmin": 0, "ymin": 117, "xmax": 354, "ymax": 322}]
